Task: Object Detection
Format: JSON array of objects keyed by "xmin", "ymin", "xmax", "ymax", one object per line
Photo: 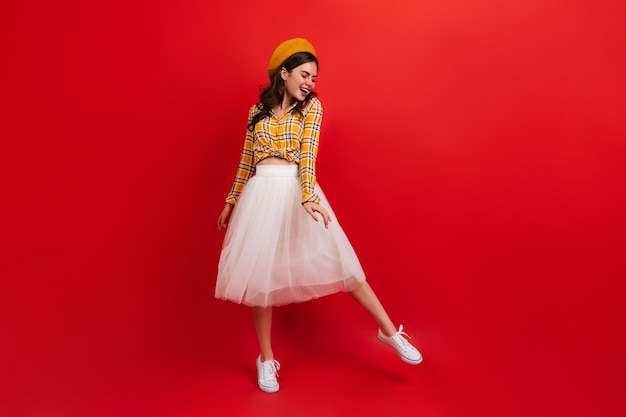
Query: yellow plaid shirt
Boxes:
[{"xmin": 225, "ymin": 97, "xmax": 323, "ymax": 205}]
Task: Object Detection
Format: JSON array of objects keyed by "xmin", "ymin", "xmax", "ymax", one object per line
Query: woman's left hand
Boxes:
[{"xmin": 303, "ymin": 201, "xmax": 331, "ymax": 229}]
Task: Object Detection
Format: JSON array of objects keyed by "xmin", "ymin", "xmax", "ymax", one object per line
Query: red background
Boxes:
[{"xmin": 2, "ymin": 1, "xmax": 625, "ymax": 416}]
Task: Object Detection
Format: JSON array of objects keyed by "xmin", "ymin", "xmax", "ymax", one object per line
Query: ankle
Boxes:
[{"xmin": 380, "ymin": 325, "xmax": 397, "ymax": 338}]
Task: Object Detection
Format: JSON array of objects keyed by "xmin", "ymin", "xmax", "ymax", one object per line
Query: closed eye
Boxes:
[{"xmin": 301, "ymin": 71, "xmax": 317, "ymax": 81}]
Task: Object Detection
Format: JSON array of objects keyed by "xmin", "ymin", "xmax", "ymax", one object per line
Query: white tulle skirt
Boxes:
[{"xmin": 215, "ymin": 165, "xmax": 366, "ymax": 307}]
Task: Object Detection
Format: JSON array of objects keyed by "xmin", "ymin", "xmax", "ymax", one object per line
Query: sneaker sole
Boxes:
[
  {"xmin": 378, "ymin": 334, "xmax": 423, "ymax": 365},
  {"xmin": 258, "ymin": 382, "xmax": 279, "ymax": 393}
]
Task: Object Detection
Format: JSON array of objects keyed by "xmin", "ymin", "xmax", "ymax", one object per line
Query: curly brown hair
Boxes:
[{"xmin": 249, "ymin": 52, "xmax": 318, "ymax": 131}]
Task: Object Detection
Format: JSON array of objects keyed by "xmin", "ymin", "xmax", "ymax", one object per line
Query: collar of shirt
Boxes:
[{"xmin": 270, "ymin": 102, "xmax": 297, "ymax": 119}]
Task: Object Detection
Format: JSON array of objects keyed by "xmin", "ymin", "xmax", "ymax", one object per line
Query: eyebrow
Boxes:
[{"xmin": 301, "ymin": 70, "xmax": 317, "ymax": 77}]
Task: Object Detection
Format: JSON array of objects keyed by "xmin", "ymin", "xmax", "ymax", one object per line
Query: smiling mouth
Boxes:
[{"xmin": 300, "ymin": 88, "xmax": 310, "ymax": 95}]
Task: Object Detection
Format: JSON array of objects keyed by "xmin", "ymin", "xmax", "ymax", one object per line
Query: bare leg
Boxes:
[
  {"xmin": 350, "ymin": 282, "xmax": 397, "ymax": 336},
  {"xmin": 253, "ymin": 306, "xmax": 274, "ymax": 361}
]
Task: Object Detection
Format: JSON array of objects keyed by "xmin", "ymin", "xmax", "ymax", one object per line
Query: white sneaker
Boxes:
[
  {"xmin": 377, "ymin": 325, "xmax": 423, "ymax": 365},
  {"xmin": 256, "ymin": 355, "xmax": 280, "ymax": 393}
]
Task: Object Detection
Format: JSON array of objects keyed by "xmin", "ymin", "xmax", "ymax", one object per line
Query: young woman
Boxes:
[{"xmin": 216, "ymin": 38, "xmax": 422, "ymax": 393}]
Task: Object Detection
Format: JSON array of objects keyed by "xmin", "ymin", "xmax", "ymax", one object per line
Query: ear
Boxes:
[{"xmin": 280, "ymin": 67, "xmax": 288, "ymax": 81}]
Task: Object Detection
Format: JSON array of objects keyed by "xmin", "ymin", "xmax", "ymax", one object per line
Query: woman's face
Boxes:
[{"xmin": 281, "ymin": 61, "xmax": 317, "ymax": 101}]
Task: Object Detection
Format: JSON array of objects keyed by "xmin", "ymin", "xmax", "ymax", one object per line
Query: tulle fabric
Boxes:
[{"xmin": 216, "ymin": 164, "xmax": 366, "ymax": 307}]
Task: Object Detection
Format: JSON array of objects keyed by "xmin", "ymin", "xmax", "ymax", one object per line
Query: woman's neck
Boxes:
[{"xmin": 273, "ymin": 96, "xmax": 295, "ymax": 118}]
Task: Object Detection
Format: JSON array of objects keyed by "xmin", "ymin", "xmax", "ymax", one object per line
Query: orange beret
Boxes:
[{"xmin": 267, "ymin": 38, "xmax": 317, "ymax": 79}]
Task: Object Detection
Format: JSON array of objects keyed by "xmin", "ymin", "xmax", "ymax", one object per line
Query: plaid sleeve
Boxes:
[
  {"xmin": 300, "ymin": 98, "xmax": 323, "ymax": 204},
  {"xmin": 225, "ymin": 106, "xmax": 257, "ymax": 205}
]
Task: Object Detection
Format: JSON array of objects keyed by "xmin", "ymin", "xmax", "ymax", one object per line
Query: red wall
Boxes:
[{"xmin": 2, "ymin": 1, "xmax": 625, "ymax": 416}]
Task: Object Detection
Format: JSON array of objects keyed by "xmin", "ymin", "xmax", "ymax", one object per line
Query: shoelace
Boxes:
[
  {"xmin": 261, "ymin": 359, "xmax": 280, "ymax": 379},
  {"xmin": 391, "ymin": 324, "xmax": 415, "ymax": 353}
]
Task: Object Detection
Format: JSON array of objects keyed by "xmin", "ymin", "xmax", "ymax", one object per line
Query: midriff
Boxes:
[{"xmin": 257, "ymin": 156, "xmax": 297, "ymax": 166}]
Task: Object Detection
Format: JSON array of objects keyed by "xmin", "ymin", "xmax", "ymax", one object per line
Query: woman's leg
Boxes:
[
  {"xmin": 351, "ymin": 282, "xmax": 423, "ymax": 364},
  {"xmin": 253, "ymin": 306, "xmax": 281, "ymax": 392},
  {"xmin": 253, "ymin": 306, "xmax": 274, "ymax": 360},
  {"xmin": 350, "ymin": 282, "xmax": 397, "ymax": 336}
]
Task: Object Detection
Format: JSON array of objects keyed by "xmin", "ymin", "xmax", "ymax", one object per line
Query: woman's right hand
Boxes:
[{"xmin": 217, "ymin": 203, "xmax": 234, "ymax": 231}]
